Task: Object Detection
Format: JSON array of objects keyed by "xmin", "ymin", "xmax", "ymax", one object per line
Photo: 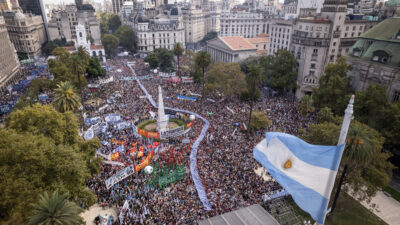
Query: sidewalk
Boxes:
[
  {"xmin": 349, "ymin": 190, "xmax": 400, "ymax": 225},
  {"xmin": 80, "ymin": 203, "xmax": 118, "ymax": 225}
]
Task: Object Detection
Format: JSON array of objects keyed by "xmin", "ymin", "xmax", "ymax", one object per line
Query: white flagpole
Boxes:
[{"xmin": 315, "ymin": 95, "xmax": 354, "ymax": 225}]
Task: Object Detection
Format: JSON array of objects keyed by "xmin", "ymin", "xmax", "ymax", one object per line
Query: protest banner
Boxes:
[
  {"xmin": 105, "ymin": 165, "xmax": 135, "ymax": 189},
  {"xmin": 159, "ymin": 126, "xmax": 185, "ymax": 139},
  {"xmin": 134, "ymin": 150, "xmax": 154, "ymax": 173},
  {"xmin": 177, "ymin": 94, "xmax": 197, "ymax": 101},
  {"xmin": 181, "ymin": 77, "xmax": 194, "ymax": 83}
]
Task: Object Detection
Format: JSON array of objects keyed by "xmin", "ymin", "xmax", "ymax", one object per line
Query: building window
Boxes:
[
  {"xmin": 393, "ymin": 91, "xmax": 400, "ymax": 102},
  {"xmin": 372, "ymin": 50, "xmax": 391, "ymax": 64},
  {"xmin": 79, "ymin": 32, "xmax": 82, "ymax": 37}
]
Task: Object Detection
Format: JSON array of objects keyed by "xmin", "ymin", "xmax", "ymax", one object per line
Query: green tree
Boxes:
[
  {"xmin": 108, "ymin": 14, "xmax": 121, "ymax": 33},
  {"xmin": 144, "ymin": 53, "xmax": 159, "ymax": 69},
  {"xmin": 262, "ymin": 49, "xmax": 297, "ymax": 93},
  {"xmin": 71, "ymin": 55, "xmax": 85, "ymax": 105},
  {"xmin": 173, "ymin": 43, "xmax": 184, "ymax": 77},
  {"xmin": 28, "ymin": 190, "xmax": 84, "ymax": 225},
  {"xmin": 194, "ymin": 51, "xmax": 211, "ymax": 100},
  {"xmin": 205, "ymin": 62, "xmax": 246, "ymax": 98},
  {"xmin": 52, "ymin": 47, "xmax": 71, "ymax": 63},
  {"xmin": 102, "ymin": 34, "xmax": 119, "ymax": 57},
  {"xmin": 98, "ymin": 12, "xmax": 110, "ymax": 34},
  {"xmin": 317, "ymin": 107, "xmax": 334, "ymax": 123},
  {"xmin": 354, "ymin": 85, "xmax": 400, "ymax": 149},
  {"xmin": 87, "ymin": 56, "xmax": 106, "ymax": 77},
  {"xmin": 242, "ymin": 65, "xmax": 265, "ymax": 133},
  {"xmin": 53, "ymin": 81, "xmax": 81, "ymax": 113},
  {"xmin": 250, "ymin": 111, "xmax": 271, "ymax": 131},
  {"xmin": 201, "ymin": 31, "xmax": 218, "ymax": 44},
  {"xmin": 77, "ymin": 46, "xmax": 90, "ymax": 66},
  {"xmin": 115, "ymin": 25, "xmax": 137, "ymax": 52},
  {"xmin": 312, "ymin": 57, "xmax": 353, "ymax": 115},
  {"xmin": 0, "ymin": 127, "xmax": 97, "ymax": 222},
  {"xmin": 43, "ymin": 41, "xmax": 59, "ymax": 56},
  {"xmin": 154, "ymin": 48, "xmax": 174, "ymax": 72},
  {"xmin": 298, "ymin": 95, "xmax": 315, "ymax": 117},
  {"xmin": 302, "ymin": 120, "xmax": 394, "ymax": 203}
]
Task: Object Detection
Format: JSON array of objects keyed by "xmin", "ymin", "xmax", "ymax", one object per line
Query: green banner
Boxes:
[{"xmin": 148, "ymin": 164, "xmax": 185, "ymax": 189}]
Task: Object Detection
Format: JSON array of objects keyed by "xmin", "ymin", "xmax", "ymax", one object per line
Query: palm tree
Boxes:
[
  {"xmin": 298, "ymin": 95, "xmax": 314, "ymax": 117},
  {"xmin": 28, "ymin": 190, "xmax": 84, "ymax": 225},
  {"xmin": 317, "ymin": 107, "xmax": 334, "ymax": 123},
  {"xmin": 53, "ymin": 81, "xmax": 81, "ymax": 113},
  {"xmin": 173, "ymin": 43, "xmax": 184, "ymax": 77},
  {"xmin": 76, "ymin": 46, "xmax": 89, "ymax": 66},
  {"xmin": 245, "ymin": 65, "xmax": 265, "ymax": 133},
  {"xmin": 195, "ymin": 51, "xmax": 211, "ymax": 104},
  {"xmin": 71, "ymin": 55, "xmax": 85, "ymax": 106},
  {"xmin": 330, "ymin": 122, "xmax": 377, "ymax": 215}
]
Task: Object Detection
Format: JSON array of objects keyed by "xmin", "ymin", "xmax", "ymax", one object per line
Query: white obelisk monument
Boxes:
[{"xmin": 157, "ymin": 86, "xmax": 168, "ymax": 132}]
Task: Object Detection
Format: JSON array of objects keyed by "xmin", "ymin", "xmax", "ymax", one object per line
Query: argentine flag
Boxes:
[{"xmin": 253, "ymin": 132, "xmax": 344, "ymax": 224}]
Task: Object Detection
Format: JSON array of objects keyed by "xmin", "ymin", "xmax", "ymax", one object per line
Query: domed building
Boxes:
[{"xmin": 3, "ymin": 10, "xmax": 47, "ymax": 58}]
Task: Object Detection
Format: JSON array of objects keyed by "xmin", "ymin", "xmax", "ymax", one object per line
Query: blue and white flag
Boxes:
[{"xmin": 253, "ymin": 132, "xmax": 344, "ymax": 224}]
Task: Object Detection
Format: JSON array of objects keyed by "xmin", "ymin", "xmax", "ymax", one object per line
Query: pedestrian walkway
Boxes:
[{"xmin": 349, "ymin": 190, "xmax": 400, "ymax": 225}]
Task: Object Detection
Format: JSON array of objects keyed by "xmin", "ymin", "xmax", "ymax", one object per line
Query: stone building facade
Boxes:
[
  {"xmin": 219, "ymin": 9, "xmax": 265, "ymax": 38},
  {"xmin": 292, "ymin": 0, "xmax": 378, "ymax": 98},
  {"xmin": 3, "ymin": 11, "xmax": 47, "ymax": 58},
  {"xmin": 0, "ymin": 16, "xmax": 20, "ymax": 90},
  {"xmin": 47, "ymin": 1, "xmax": 101, "ymax": 45},
  {"xmin": 347, "ymin": 17, "xmax": 400, "ymax": 102},
  {"xmin": 268, "ymin": 19, "xmax": 294, "ymax": 55},
  {"xmin": 126, "ymin": 5, "xmax": 185, "ymax": 53}
]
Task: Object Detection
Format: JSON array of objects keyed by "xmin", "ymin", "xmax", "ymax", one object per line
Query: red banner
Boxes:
[
  {"xmin": 135, "ymin": 150, "xmax": 154, "ymax": 173},
  {"xmin": 110, "ymin": 152, "xmax": 120, "ymax": 161}
]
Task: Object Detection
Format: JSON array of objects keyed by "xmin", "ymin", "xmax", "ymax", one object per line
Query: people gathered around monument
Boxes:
[{"xmin": 83, "ymin": 57, "xmax": 316, "ymax": 224}]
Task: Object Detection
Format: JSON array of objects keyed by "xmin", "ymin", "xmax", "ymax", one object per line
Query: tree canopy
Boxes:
[
  {"xmin": 155, "ymin": 48, "xmax": 174, "ymax": 72},
  {"xmin": 144, "ymin": 53, "xmax": 159, "ymax": 69},
  {"xmin": 250, "ymin": 111, "xmax": 271, "ymax": 131},
  {"xmin": 102, "ymin": 34, "xmax": 120, "ymax": 57},
  {"xmin": 312, "ymin": 57, "xmax": 353, "ymax": 115},
  {"xmin": 87, "ymin": 56, "xmax": 106, "ymax": 77},
  {"xmin": 115, "ymin": 25, "xmax": 138, "ymax": 52},
  {"xmin": 0, "ymin": 104, "xmax": 100, "ymax": 223},
  {"xmin": 261, "ymin": 49, "xmax": 297, "ymax": 93},
  {"xmin": 205, "ymin": 62, "xmax": 246, "ymax": 98},
  {"xmin": 108, "ymin": 14, "xmax": 121, "ymax": 33}
]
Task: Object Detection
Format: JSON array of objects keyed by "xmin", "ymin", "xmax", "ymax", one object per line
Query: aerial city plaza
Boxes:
[{"xmin": 1, "ymin": 0, "xmax": 400, "ymax": 224}]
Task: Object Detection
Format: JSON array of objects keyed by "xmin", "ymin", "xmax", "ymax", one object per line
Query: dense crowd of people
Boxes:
[
  {"xmin": 0, "ymin": 61, "xmax": 51, "ymax": 123},
  {"xmin": 83, "ymin": 56, "xmax": 316, "ymax": 224}
]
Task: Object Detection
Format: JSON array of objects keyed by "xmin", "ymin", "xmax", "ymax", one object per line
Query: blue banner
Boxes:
[{"xmin": 177, "ymin": 94, "xmax": 197, "ymax": 101}]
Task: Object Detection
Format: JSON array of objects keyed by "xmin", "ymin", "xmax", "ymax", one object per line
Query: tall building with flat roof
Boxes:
[
  {"xmin": 0, "ymin": 16, "xmax": 20, "ymax": 90},
  {"xmin": 17, "ymin": 0, "xmax": 48, "ymax": 39}
]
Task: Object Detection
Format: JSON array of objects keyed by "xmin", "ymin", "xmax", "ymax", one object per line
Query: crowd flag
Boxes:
[{"xmin": 253, "ymin": 95, "xmax": 354, "ymax": 224}]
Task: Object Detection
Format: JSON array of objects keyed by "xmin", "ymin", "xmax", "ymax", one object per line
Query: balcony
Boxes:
[{"xmin": 333, "ymin": 31, "xmax": 341, "ymax": 38}]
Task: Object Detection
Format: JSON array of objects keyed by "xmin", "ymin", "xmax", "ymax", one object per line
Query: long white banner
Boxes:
[{"xmin": 105, "ymin": 165, "xmax": 135, "ymax": 189}]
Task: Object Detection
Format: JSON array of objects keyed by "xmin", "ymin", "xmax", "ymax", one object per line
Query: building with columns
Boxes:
[
  {"xmin": 3, "ymin": 11, "xmax": 47, "ymax": 58},
  {"xmin": 206, "ymin": 35, "xmax": 268, "ymax": 63},
  {"xmin": 0, "ymin": 16, "xmax": 20, "ymax": 90},
  {"xmin": 219, "ymin": 9, "xmax": 265, "ymax": 38}
]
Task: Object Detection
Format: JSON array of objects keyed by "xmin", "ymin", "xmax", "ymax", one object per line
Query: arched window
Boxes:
[
  {"xmin": 372, "ymin": 50, "xmax": 391, "ymax": 64},
  {"xmin": 93, "ymin": 51, "xmax": 97, "ymax": 56},
  {"xmin": 79, "ymin": 32, "xmax": 82, "ymax": 38}
]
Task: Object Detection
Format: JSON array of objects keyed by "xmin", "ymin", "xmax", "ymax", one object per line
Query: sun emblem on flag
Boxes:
[{"xmin": 283, "ymin": 159, "xmax": 292, "ymax": 169}]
